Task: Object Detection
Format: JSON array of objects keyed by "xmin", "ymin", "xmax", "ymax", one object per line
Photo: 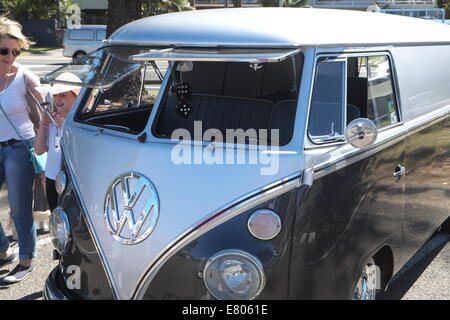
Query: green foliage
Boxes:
[
  {"xmin": 379, "ymin": 0, "xmax": 392, "ymax": 9},
  {"xmin": 143, "ymin": 0, "xmax": 194, "ymax": 16},
  {"xmin": 441, "ymin": 0, "xmax": 450, "ymax": 19},
  {"xmin": 2, "ymin": 0, "xmax": 77, "ymax": 20},
  {"xmin": 3, "ymin": 0, "xmax": 54, "ymax": 19},
  {"xmin": 258, "ymin": 0, "xmax": 309, "ymax": 7}
]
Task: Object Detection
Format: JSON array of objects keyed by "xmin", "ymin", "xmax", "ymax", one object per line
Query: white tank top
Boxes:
[{"xmin": 0, "ymin": 65, "xmax": 36, "ymax": 142}]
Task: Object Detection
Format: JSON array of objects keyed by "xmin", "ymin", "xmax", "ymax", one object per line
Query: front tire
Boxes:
[{"xmin": 72, "ymin": 51, "xmax": 86, "ymax": 62}]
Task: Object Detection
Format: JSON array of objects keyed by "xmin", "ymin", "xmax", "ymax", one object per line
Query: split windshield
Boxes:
[{"xmin": 43, "ymin": 46, "xmax": 303, "ymax": 143}]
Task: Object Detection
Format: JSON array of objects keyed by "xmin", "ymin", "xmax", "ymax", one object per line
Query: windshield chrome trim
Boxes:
[{"xmin": 130, "ymin": 48, "xmax": 301, "ymax": 63}]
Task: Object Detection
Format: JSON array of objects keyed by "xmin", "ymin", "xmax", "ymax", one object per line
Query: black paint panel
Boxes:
[
  {"xmin": 144, "ymin": 189, "xmax": 298, "ymax": 300},
  {"xmin": 402, "ymin": 116, "xmax": 450, "ymax": 263},
  {"xmin": 290, "ymin": 139, "xmax": 406, "ymax": 299},
  {"xmin": 52, "ymin": 162, "xmax": 115, "ymax": 300}
]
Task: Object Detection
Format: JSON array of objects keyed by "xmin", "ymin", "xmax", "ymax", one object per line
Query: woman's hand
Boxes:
[
  {"xmin": 40, "ymin": 110, "xmax": 53, "ymax": 127},
  {"xmin": 54, "ymin": 113, "xmax": 66, "ymax": 129}
]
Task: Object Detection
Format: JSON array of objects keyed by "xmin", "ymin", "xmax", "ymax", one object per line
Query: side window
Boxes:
[
  {"xmin": 97, "ymin": 30, "xmax": 106, "ymax": 41},
  {"xmin": 69, "ymin": 29, "xmax": 95, "ymax": 40},
  {"xmin": 309, "ymin": 59, "xmax": 346, "ymax": 143},
  {"xmin": 347, "ymin": 55, "xmax": 399, "ymax": 129}
]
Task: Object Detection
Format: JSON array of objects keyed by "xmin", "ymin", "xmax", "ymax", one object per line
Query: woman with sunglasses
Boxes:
[{"xmin": 0, "ymin": 16, "xmax": 44, "ymax": 285}]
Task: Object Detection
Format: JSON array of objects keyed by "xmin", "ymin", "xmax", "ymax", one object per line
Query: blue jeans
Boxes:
[{"xmin": 0, "ymin": 139, "xmax": 36, "ymax": 261}]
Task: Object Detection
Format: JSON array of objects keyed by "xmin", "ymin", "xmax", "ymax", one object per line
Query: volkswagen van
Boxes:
[
  {"xmin": 42, "ymin": 8, "xmax": 450, "ymax": 300},
  {"xmin": 62, "ymin": 25, "xmax": 107, "ymax": 61}
]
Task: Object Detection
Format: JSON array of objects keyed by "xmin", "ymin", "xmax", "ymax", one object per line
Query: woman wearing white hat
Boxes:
[{"xmin": 34, "ymin": 72, "xmax": 81, "ymax": 211}]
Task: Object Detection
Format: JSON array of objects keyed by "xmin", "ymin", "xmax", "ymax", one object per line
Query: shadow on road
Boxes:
[
  {"xmin": 19, "ymin": 291, "xmax": 43, "ymax": 300},
  {"xmin": 378, "ymin": 232, "xmax": 450, "ymax": 300}
]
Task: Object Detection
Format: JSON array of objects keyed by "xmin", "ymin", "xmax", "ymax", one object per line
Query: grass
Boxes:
[
  {"xmin": 21, "ymin": 47, "xmax": 61, "ymax": 56},
  {"xmin": 26, "ymin": 47, "xmax": 60, "ymax": 52}
]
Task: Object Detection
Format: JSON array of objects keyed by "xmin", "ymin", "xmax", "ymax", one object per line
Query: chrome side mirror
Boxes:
[
  {"xmin": 345, "ymin": 118, "xmax": 378, "ymax": 149},
  {"xmin": 303, "ymin": 118, "xmax": 378, "ymax": 187}
]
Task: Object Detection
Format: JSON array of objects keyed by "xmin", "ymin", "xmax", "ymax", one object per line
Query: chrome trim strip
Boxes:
[
  {"xmin": 132, "ymin": 172, "xmax": 302, "ymax": 299},
  {"xmin": 61, "ymin": 146, "xmax": 120, "ymax": 299},
  {"xmin": 311, "ymin": 105, "xmax": 450, "ymax": 180},
  {"xmin": 43, "ymin": 269, "xmax": 69, "ymax": 301},
  {"xmin": 131, "ymin": 48, "xmax": 301, "ymax": 63}
]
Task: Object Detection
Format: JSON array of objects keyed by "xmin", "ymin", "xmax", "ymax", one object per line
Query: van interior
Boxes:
[
  {"xmin": 154, "ymin": 53, "xmax": 303, "ymax": 145},
  {"xmin": 77, "ymin": 52, "xmax": 303, "ymax": 146}
]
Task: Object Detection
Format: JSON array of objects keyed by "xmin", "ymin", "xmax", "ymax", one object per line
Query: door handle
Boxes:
[{"xmin": 393, "ymin": 164, "xmax": 406, "ymax": 182}]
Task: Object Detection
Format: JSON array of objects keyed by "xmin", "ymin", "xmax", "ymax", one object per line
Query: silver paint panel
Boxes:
[
  {"xmin": 389, "ymin": 45, "xmax": 450, "ymax": 122},
  {"xmin": 108, "ymin": 8, "xmax": 450, "ymax": 48}
]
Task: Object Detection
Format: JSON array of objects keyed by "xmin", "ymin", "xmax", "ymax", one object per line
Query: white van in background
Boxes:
[{"xmin": 62, "ymin": 25, "xmax": 106, "ymax": 60}]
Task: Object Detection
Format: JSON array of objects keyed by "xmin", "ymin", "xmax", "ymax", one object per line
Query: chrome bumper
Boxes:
[{"xmin": 43, "ymin": 267, "xmax": 70, "ymax": 300}]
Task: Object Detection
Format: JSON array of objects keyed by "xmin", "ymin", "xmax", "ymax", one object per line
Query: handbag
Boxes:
[{"xmin": 0, "ymin": 102, "xmax": 47, "ymax": 174}]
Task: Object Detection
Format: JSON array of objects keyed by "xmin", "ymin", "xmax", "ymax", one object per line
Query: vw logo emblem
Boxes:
[{"xmin": 104, "ymin": 172, "xmax": 159, "ymax": 245}]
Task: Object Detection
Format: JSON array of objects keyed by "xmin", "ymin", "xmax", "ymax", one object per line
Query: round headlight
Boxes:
[
  {"xmin": 203, "ymin": 250, "xmax": 265, "ymax": 300},
  {"xmin": 55, "ymin": 171, "xmax": 67, "ymax": 195},
  {"xmin": 49, "ymin": 207, "xmax": 71, "ymax": 254}
]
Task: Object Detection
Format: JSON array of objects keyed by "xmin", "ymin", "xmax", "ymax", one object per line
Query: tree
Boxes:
[
  {"xmin": 106, "ymin": 0, "xmax": 144, "ymax": 38},
  {"xmin": 143, "ymin": 0, "xmax": 193, "ymax": 17},
  {"xmin": 2, "ymin": 0, "xmax": 77, "ymax": 25},
  {"xmin": 106, "ymin": 0, "xmax": 194, "ymax": 38},
  {"xmin": 3, "ymin": 0, "xmax": 58, "ymax": 19},
  {"xmin": 258, "ymin": 0, "xmax": 309, "ymax": 7},
  {"xmin": 438, "ymin": 0, "xmax": 450, "ymax": 18},
  {"xmin": 232, "ymin": 0, "xmax": 243, "ymax": 7}
]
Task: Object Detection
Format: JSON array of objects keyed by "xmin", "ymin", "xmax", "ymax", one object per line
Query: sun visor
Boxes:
[{"xmin": 130, "ymin": 48, "xmax": 301, "ymax": 63}]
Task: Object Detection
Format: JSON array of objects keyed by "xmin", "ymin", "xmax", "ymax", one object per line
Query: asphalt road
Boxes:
[{"xmin": 0, "ymin": 50, "xmax": 448, "ymax": 300}]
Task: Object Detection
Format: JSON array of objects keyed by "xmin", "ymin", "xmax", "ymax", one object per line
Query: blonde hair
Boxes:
[{"xmin": 0, "ymin": 15, "xmax": 32, "ymax": 49}]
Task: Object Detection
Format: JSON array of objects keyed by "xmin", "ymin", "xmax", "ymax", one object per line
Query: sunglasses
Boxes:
[{"xmin": 0, "ymin": 48, "xmax": 21, "ymax": 57}]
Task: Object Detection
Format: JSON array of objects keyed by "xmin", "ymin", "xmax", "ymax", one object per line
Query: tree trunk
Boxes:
[
  {"xmin": 106, "ymin": 0, "xmax": 144, "ymax": 37},
  {"xmin": 232, "ymin": 0, "xmax": 243, "ymax": 7},
  {"xmin": 105, "ymin": 0, "xmax": 144, "ymax": 111}
]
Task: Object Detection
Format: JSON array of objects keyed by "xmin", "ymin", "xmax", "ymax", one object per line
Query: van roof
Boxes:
[{"xmin": 107, "ymin": 8, "xmax": 450, "ymax": 48}]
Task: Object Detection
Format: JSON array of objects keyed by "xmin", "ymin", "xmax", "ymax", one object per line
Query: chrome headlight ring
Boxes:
[
  {"xmin": 55, "ymin": 171, "xmax": 67, "ymax": 195},
  {"xmin": 203, "ymin": 249, "xmax": 265, "ymax": 300},
  {"xmin": 49, "ymin": 207, "xmax": 71, "ymax": 254}
]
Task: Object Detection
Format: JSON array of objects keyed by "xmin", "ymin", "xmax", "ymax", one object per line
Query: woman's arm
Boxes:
[
  {"xmin": 22, "ymin": 66, "xmax": 44, "ymax": 130},
  {"xmin": 34, "ymin": 113, "xmax": 52, "ymax": 155}
]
